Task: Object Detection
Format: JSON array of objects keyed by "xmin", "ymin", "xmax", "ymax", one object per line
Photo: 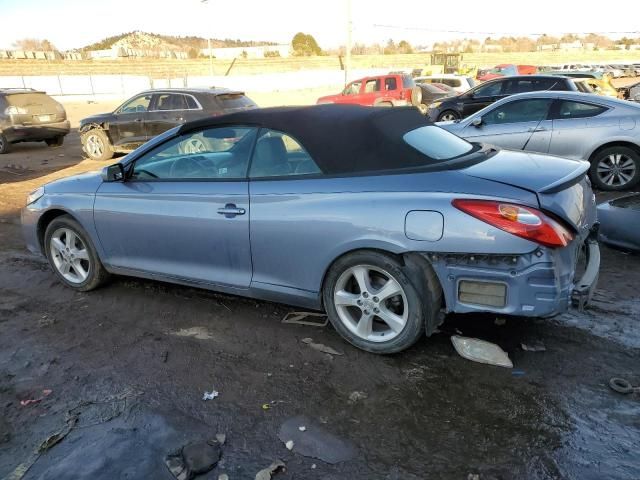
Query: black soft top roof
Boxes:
[{"xmin": 181, "ymin": 104, "xmax": 435, "ymax": 174}]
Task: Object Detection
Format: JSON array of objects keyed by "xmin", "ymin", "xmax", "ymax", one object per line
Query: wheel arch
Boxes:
[
  {"xmin": 587, "ymin": 141, "xmax": 640, "ymax": 163},
  {"xmin": 37, "ymin": 208, "xmax": 78, "ymax": 254},
  {"xmin": 80, "ymin": 122, "xmax": 113, "ymax": 144},
  {"xmin": 319, "ymin": 247, "xmax": 445, "ymax": 335}
]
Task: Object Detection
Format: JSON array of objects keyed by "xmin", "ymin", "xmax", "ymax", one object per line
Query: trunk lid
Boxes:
[
  {"xmin": 6, "ymin": 92, "xmax": 65, "ymax": 125},
  {"xmin": 462, "ymin": 149, "xmax": 594, "ymax": 230}
]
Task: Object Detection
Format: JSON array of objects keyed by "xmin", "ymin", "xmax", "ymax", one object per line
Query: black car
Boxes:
[
  {"xmin": 0, "ymin": 88, "xmax": 70, "ymax": 154},
  {"xmin": 426, "ymin": 75, "xmax": 580, "ymax": 122},
  {"xmin": 79, "ymin": 88, "xmax": 257, "ymax": 161}
]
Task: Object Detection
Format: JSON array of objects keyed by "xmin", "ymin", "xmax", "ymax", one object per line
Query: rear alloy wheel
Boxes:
[
  {"xmin": 590, "ymin": 146, "xmax": 640, "ymax": 191},
  {"xmin": 0, "ymin": 133, "xmax": 10, "ymax": 154},
  {"xmin": 323, "ymin": 251, "xmax": 426, "ymax": 354},
  {"xmin": 44, "ymin": 215, "xmax": 109, "ymax": 291},
  {"xmin": 45, "ymin": 136, "xmax": 65, "ymax": 147},
  {"xmin": 82, "ymin": 129, "xmax": 114, "ymax": 161},
  {"xmin": 437, "ymin": 110, "xmax": 460, "ymax": 122}
]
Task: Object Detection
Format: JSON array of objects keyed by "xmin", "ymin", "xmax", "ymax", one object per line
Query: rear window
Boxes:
[
  {"xmin": 404, "ymin": 126, "xmax": 473, "ymax": 160},
  {"xmin": 556, "ymin": 100, "xmax": 607, "ymax": 119},
  {"xmin": 6, "ymin": 92, "xmax": 57, "ymax": 109},
  {"xmin": 216, "ymin": 93, "xmax": 256, "ymax": 109}
]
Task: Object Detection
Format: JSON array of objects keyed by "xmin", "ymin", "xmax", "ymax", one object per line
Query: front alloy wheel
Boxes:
[{"xmin": 50, "ymin": 228, "xmax": 91, "ymax": 284}]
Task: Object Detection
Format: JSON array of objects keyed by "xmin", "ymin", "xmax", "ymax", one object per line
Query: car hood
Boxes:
[
  {"xmin": 45, "ymin": 170, "xmax": 103, "ymax": 194},
  {"xmin": 80, "ymin": 112, "xmax": 111, "ymax": 126}
]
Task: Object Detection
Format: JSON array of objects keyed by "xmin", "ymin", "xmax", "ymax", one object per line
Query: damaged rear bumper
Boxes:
[{"xmin": 423, "ymin": 237, "xmax": 600, "ymax": 318}]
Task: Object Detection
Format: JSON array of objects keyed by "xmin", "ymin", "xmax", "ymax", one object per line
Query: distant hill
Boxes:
[{"xmin": 81, "ymin": 31, "xmax": 278, "ymax": 52}]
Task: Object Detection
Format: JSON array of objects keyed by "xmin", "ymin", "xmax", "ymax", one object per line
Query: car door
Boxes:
[
  {"xmin": 93, "ymin": 126, "xmax": 258, "ymax": 288},
  {"xmin": 146, "ymin": 93, "xmax": 202, "ymax": 138},
  {"xmin": 461, "ymin": 98, "xmax": 554, "ymax": 152},
  {"xmin": 462, "ymin": 80, "xmax": 505, "ymax": 117},
  {"xmin": 548, "ymin": 99, "xmax": 609, "ymax": 160},
  {"xmin": 360, "ymin": 77, "xmax": 382, "ymax": 105},
  {"xmin": 110, "ymin": 93, "xmax": 152, "ymax": 148}
]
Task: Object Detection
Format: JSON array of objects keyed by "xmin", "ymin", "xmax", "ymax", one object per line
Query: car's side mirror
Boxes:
[
  {"xmin": 102, "ymin": 163, "xmax": 125, "ymax": 182},
  {"xmin": 472, "ymin": 117, "xmax": 483, "ymax": 127}
]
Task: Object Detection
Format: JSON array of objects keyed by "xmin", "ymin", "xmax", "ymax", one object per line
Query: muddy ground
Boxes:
[{"xmin": 1, "ymin": 103, "xmax": 640, "ymax": 480}]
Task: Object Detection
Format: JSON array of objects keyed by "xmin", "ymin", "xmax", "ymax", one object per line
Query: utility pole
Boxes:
[
  {"xmin": 201, "ymin": 0, "xmax": 213, "ymax": 78},
  {"xmin": 345, "ymin": 0, "xmax": 352, "ymax": 85}
]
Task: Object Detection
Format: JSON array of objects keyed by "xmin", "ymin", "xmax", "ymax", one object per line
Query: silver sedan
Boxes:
[{"xmin": 438, "ymin": 91, "xmax": 640, "ymax": 191}]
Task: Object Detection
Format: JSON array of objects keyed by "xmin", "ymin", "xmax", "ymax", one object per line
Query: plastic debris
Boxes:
[
  {"xmin": 282, "ymin": 311, "xmax": 328, "ymax": 327},
  {"xmin": 20, "ymin": 389, "xmax": 52, "ymax": 407},
  {"xmin": 218, "ymin": 475, "xmax": 229, "ymax": 480},
  {"xmin": 255, "ymin": 459, "xmax": 285, "ymax": 480},
  {"xmin": 511, "ymin": 369, "xmax": 526, "ymax": 377},
  {"xmin": 301, "ymin": 338, "xmax": 343, "ymax": 356},
  {"xmin": 298, "ymin": 426, "xmax": 306, "ymax": 432},
  {"xmin": 521, "ymin": 341, "xmax": 546, "ymax": 352},
  {"xmin": 285, "ymin": 440, "xmax": 294, "ymax": 450},
  {"xmin": 451, "ymin": 335, "xmax": 513, "ymax": 368},
  {"xmin": 348, "ymin": 391, "xmax": 368, "ymax": 404},
  {"xmin": 216, "ymin": 433, "xmax": 226, "ymax": 445},
  {"xmin": 165, "ymin": 440, "xmax": 222, "ymax": 480},
  {"xmin": 203, "ymin": 388, "xmax": 219, "ymax": 401},
  {"xmin": 311, "ymin": 464, "xmax": 317, "ymax": 469}
]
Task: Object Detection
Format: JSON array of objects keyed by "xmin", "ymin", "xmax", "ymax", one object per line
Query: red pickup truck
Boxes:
[{"xmin": 317, "ymin": 73, "xmax": 422, "ymax": 107}]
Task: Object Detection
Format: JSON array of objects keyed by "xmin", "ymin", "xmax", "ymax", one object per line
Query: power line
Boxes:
[{"xmin": 371, "ymin": 24, "xmax": 640, "ymax": 37}]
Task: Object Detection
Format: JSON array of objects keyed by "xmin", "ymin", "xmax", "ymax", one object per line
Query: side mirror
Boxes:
[
  {"xmin": 471, "ymin": 117, "xmax": 483, "ymax": 127},
  {"xmin": 101, "ymin": 163, "xmax": 125, "ymax": 182}
]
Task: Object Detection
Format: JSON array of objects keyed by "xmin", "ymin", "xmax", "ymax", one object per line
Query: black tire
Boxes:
[
  {"xmin": 322, "ymin": 251, "xmax": 428, "ymax": 354},
  {"xmin": 437, "ymin": 110, "xmax": 461, "ymax": 122},
  {"xmin": 410, "ymin": 86, "xmax": 423, "ymax": 106},
  {"xmin": 81, "ymin": 128, "xmax": 114, "ymax": 161},
  {"xmin": 589, "ymin": 146, "xmax": 640, "ymax": 191},
  {"xmin": 0, "ymin": 133, "xmax": 10, "ymax": 154},
  {"xmin": 44, "ymin": 215, "xmax": 110, "ymax": 291},
  {"xmin": 45, "ymin": 135, "xmax": 65, "ymax": 147}
]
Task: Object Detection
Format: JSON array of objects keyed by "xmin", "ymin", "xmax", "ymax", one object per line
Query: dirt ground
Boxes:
[{"xmin": 0, "ymin": 95, "xmax": 639, "ymax": 480}]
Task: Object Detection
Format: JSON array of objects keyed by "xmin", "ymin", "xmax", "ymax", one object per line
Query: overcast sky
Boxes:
[{"xmin": 1, "ymin": 0, "xmax": 639, "ymax": 50}]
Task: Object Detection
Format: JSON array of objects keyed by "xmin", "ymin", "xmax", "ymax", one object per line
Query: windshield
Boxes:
[{"xmin": 404, "ymin": 126, "xmax": 473, "ymax": 160}]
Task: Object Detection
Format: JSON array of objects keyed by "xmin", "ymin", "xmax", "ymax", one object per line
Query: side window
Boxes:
[
  {"xmin": 185, "ymin": 95, "xmax": 199, "ymax": 109},
  {"xmin": 131, "ymin": 127, "xmax": 257, "ymax": 180},
  {"xmin": 250, "ymin": 129, "xmax": 321, "ymax": 178},
  {"xmin": 402, "ymin": 75, "xmax": 414, "ymax": 88},
  {"xmin": 155, "ymin": 94, "xmax": 177, "ymax": 111},
  {"xmin": 482, "ymin": 99, "xmax": 553, "ymax": 125},
  {"xmin": 384, "ymin": 77, "xmax": 397, "ymax": 91},
  {"xmin": 504, "ymin": 79, "xmax": 535, "ymax": 94},
  {"xmin": 119, "ymin": 94, "xmax": 152, "ymax": 113},
  {"xmin": 555, "ymin": 100, "xmax": 608, "ymax": 119},
  {"xmin": 343, "ymin": 81, "xmax": 361, "ymax": 95},
  {"xmin": 364, "ymin": 79, "xmax": 381, "ymax": 93},
  {"xmin": 472, "ymin": 81, "xmax": 503, "ymax": 97}
]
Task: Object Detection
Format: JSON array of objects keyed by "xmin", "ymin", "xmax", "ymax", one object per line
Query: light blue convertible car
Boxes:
[{"xmin": 22, "ymin": 105, "xmax": 600, "ymax": 353}]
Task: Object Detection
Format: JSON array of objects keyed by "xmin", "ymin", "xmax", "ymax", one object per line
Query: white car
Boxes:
[{"xmin": 414, "ymin": 75, "xmax": 476, "ymax": 94}]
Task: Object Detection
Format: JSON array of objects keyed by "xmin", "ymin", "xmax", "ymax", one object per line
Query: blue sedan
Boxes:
[{"xmin": 22, "ymin": 105, "xmax": 600, "ymax": 353}]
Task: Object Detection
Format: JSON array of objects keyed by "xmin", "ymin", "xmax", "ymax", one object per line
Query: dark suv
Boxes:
[
  {"xmin": 0, "ymin": 88, "xmax": 70, "ymax": 154},
  {"xmin": 80, "ymin": 88, "xmax": 257, "ymax": 161},
  {"xmin": 426, "ymin": 75, "xmax": 581, "ymax": 122}
]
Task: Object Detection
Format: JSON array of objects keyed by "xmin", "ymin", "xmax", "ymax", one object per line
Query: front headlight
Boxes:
[
  {"xmin": 428, "ymin": 101, "xmax": 442, "ymax": 109},
  {"xmin": 26, "ymin": 187, "xmax": 45, "ymax": 205}
]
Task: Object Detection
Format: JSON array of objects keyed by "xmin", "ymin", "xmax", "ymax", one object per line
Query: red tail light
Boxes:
[{"xmin": 452, "ymin": 199, "xmax": 574, "ymax": 248}]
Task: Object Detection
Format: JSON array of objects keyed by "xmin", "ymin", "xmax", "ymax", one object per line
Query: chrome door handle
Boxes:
[{"xmin": 217, "ymin": 204, "xmax": 246, "ymax": 217}]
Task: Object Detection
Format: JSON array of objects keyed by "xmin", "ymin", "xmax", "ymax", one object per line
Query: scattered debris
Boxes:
[
  {"xmin": 311, "ymin": 464, "xmax": 316, "ymax": 469},
  {"xmin": 301, "ymin": 338, "xmax": 343, "ymax": 356},
  {"xmin": 282, "ymin": 311, "xmax": 328, "ymax": 327},
  {"xmin": 298, "ymin": 425, "xmax": 307, "ymax": 432},
  {"xmin": 203, "ymin": 388, "xmax": 219, "ymax": 401},
  {"xmin": 348, "ymin": 391, "xmax": 368, "ymax": 404},
  {"xmin": 20, "ymin": 389, "xmax": 52, "ymax": 407},
  {"xmin": 161, "ymin": 351, "xmax": 169, "ymax": 363},
  {"xmin": 511, "ymin": 370, "xmax": 526, "ymax": 377},
  {"xmin": 262, "ymin": 403, "xmax": 271, "ymax": 411},
  {"xmin": 216, "ymin": 433, "xmax": 226, "ymax": 445},
  {"xmin": 285, "ymin": 440, "xmax": 295, "ymax": 450},
  {"xmin": 255, "ymin": 460, "xmax": 285, "ymax": 480},
  {"xmin": 609, "ymin": 377, "xmax": 640, "ymax": 394},
  {"xmin": 278, "ymin": 415, "xmax": 357, "ymax": 464},
  {"xmin": 521, "ymin": 341, "xmax": 546, "ymax": 352},
  {"xmin": 451, "ymin": 336, "xmax": 513, "ymax": 368},
  {"xmin": 165, "ymin": 440, "xmax": 222, "ymax": 480},
  {"xmin": 468, "ymin": 474, "xmax": 480, "ymax": 480},
  {"xmin": 173, "ymin": 327, "xmax": 214, "ymax": 340},
  {"xmin": 218, "ymin": 475, "xmax": 229, "ymax": 480},
  {"xmin": 494, "ymin": 317, "xmax": 507, "ymax": 326}
]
